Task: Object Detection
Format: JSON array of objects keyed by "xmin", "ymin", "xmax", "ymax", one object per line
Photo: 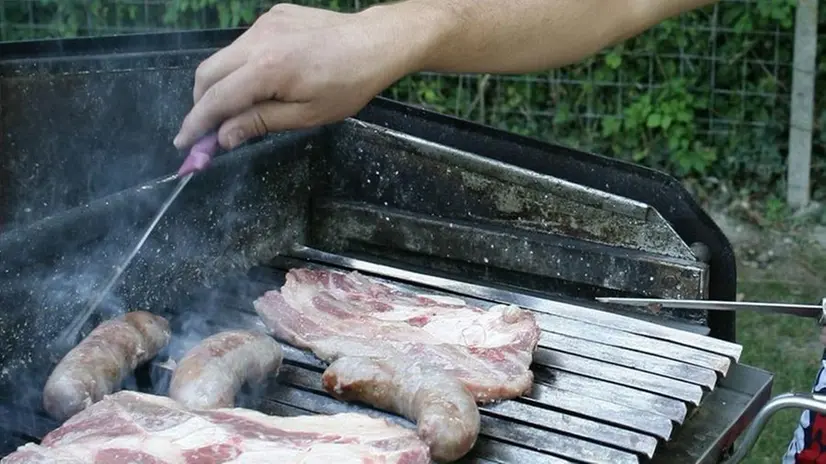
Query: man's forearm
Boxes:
[{"xmin": 362, "ymin": 0, "xmax": 718, "ymax": 75}]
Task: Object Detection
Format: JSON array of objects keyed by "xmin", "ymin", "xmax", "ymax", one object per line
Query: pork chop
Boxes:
[{"xmin": 1, "ymin": 391, "xmax": 430, "ymax": 464}]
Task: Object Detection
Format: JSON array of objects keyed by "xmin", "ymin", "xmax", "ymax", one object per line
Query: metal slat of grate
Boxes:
[
  {"xmin": 466, "ymin": 440, "xmax": 576, "ymax": 464},
  {"xmin": 523, "ymin": 382, "xmax": 674, "ymax": 438},
  {"xmin": 476, "ymin": 415, "xmax": 639, "ymax": 464},
  {"xmin": 533, "ymin": 313, "xmax": 731, "ymax": 375},
  {"xmin": 540, "ymin": 331, "xmax": 719, "ymax": 389},
  {"xmin": 535, "ymin": 349, "xmax": 704, "ymax": 405},
  {"xmin": 533, "ymin": 369, "xmax": 688, "ymax": 424}
]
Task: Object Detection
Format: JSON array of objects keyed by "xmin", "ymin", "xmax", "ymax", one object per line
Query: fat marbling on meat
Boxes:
[
  {"xmin": 253, "ymin": 267, "xmax": 541, "ymax": 462},
  {"xmin": 1, "ymin": 391, "xmax": 430, "ymax": 463}
]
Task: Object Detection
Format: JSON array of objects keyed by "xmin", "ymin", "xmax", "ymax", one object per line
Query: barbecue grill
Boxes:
[{"xmin": 0, "ymin": 28, "xmax": 784, "ymax": 463}]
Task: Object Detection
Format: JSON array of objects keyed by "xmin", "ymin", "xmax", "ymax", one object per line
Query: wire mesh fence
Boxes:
[{"xmin": 0, "ymin": 0, "xmax": 817, "ymax": 197}]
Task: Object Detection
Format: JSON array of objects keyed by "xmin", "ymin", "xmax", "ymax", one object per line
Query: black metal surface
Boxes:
[
  {"xmin": 312, "ymin": 200, "xmax": 708, "ymax": 301},
  {"xmin": 0, "ymin": 29, "xmax": 244, "ymax": 231},
  {"xmin": 0, "ymin": 403, "xmax": 58, "ymax": 443},
  {"xmin": 1, "ymin": 53, "xmax": 201, "ymax": 229},
  {"xmin": 0, "ymin": 28, "xmax": 244, "ymax": 61}
]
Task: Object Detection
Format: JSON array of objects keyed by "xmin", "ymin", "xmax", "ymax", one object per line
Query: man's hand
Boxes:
[
  {"xmin": 173, "ymin": 3, "xmax": 448, "ymax": 151},
  {"xmin": 173, "ymin": 0, "xmax": 719, "ymax": 152}
]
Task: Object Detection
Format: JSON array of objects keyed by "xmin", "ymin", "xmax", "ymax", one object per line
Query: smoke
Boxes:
[
  {"xmin": 0, "ymin": 32, "xmax": 288, "ymax": 455},
  {"xmin": 0, "ymin": 40, "xmax": 307, "ymax": 449},
  {"xmin": 0, "ymin": 144, "xmax": 279, "ymax": 424}
]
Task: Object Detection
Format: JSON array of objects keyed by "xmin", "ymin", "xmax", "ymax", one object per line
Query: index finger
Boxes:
[{"xmin": 174, "ymin": 63, "xmax": 277, "ymax": 149}]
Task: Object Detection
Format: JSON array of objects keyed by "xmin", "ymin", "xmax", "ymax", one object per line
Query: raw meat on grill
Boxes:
[
  {"xmin": 255, "ymin": 267, "xmax": 541, "ymax": 400},
  {"xmin": 0, "ymin": 445, "xmax": 85, "ymax": 463},
  {"xmin": 1, "ymin": 390, "xmax": 430, "ymax": 463},
  {"xmin": 169, "ymin": 330, "xmax": 284, "ymax": 410},
  {"xmin": 253, "ymin": 267, "xmax": 541, "ymax": 461},
  {"xmin": 42, "ymin": 311, "xmax": 171, "ymax": 422}
]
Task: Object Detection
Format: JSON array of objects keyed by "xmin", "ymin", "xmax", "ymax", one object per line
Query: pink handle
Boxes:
[{"xmin": 177, "ymin": 133, "xmax": 219, "ymax": 176}]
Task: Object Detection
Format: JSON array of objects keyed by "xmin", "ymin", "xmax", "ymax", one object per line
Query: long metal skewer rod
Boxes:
[
  {"xmin": 596, "ymin": 297, "xmax": 824, "ymax": 318},
  {"xmin": 722, "ymin": 393, "xmax": 826, "ymax": 463},
  {"xmin": 54, "ymin": 172, "xmax": 193, "ymax": 351}
]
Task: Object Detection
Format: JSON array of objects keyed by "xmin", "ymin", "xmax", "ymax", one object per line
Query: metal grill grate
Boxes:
[
  {"xmin": 136, "ymin": 246, "xmax": 752, "ymax": 464},
  {"xmin": 0, "ymin": 243, "xmax": 769, "ymax": 463}
]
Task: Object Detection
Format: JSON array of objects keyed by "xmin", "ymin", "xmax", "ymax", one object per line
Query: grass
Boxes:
[{"xmin": 734, "ymin": 272, "xmax": 826, "ymax": 462}]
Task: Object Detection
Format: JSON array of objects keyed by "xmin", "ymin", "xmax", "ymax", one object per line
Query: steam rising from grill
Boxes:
[{"xmin": 0, "ymin": 125, "xmax": 306, "ymax": 449}]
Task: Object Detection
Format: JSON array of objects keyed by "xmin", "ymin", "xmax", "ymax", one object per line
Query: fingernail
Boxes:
[{"xmin": 173, "ymin": 133, "xmax": 183, "ymax": 149}]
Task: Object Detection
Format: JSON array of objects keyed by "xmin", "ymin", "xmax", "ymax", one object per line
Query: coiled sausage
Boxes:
[{"xmin": 322, "ymin": 356, "xmax": 480, "ymax": 463}]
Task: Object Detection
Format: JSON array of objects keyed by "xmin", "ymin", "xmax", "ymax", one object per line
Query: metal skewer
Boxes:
[
  {"xmin": 50, "ymin": 172, "xmax": 193, "ymax": 356},
  {"xmin": 49, "ymin": 134, "xmax": 219, "ymax": 360},
  {"xmin": 596, "ymin": 296, "xmax": 826, "ymax": 325}
]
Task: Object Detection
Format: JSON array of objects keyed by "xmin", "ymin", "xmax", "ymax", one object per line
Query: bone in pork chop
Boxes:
[
  {"xmin": 253, "ymin": 267, "xmax": 541, "ymax": 462},
  {"xmin": 1, "ymin": 390, "xmax": 430, "ymax": 464}
]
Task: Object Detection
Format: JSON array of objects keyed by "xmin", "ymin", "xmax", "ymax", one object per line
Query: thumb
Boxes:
[{"xmin": 217, "ymin": 101, "xmax": 316, "ymax": 149}]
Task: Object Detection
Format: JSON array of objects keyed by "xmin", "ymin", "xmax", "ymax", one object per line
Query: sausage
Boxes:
[
  {"xmin": 322, "ymin": 356, "xmax": 481, "ymax": 463},
  {"xmin": 42, "ymin": 310, "xmax": 171, "ymax": 422},
  {"xmin": 168, "ymin": 330, "xmax": 283, "ymax": 410}
]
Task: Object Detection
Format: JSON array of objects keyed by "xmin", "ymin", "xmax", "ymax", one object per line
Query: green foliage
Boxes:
[
  {"xmin": 600, "ymin": 79, "xmax": 717, "ymax": 177},
  {"xmin": 163, "ymin": 0, "xmax": 257, "ymax": 29},
  {"xmin": 388, "ymin": 1, "xmax": 809, "ymax": 200},
  {"xmin": 0, "ymin": 0, "xmax": 821, "ymax": 202}
]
